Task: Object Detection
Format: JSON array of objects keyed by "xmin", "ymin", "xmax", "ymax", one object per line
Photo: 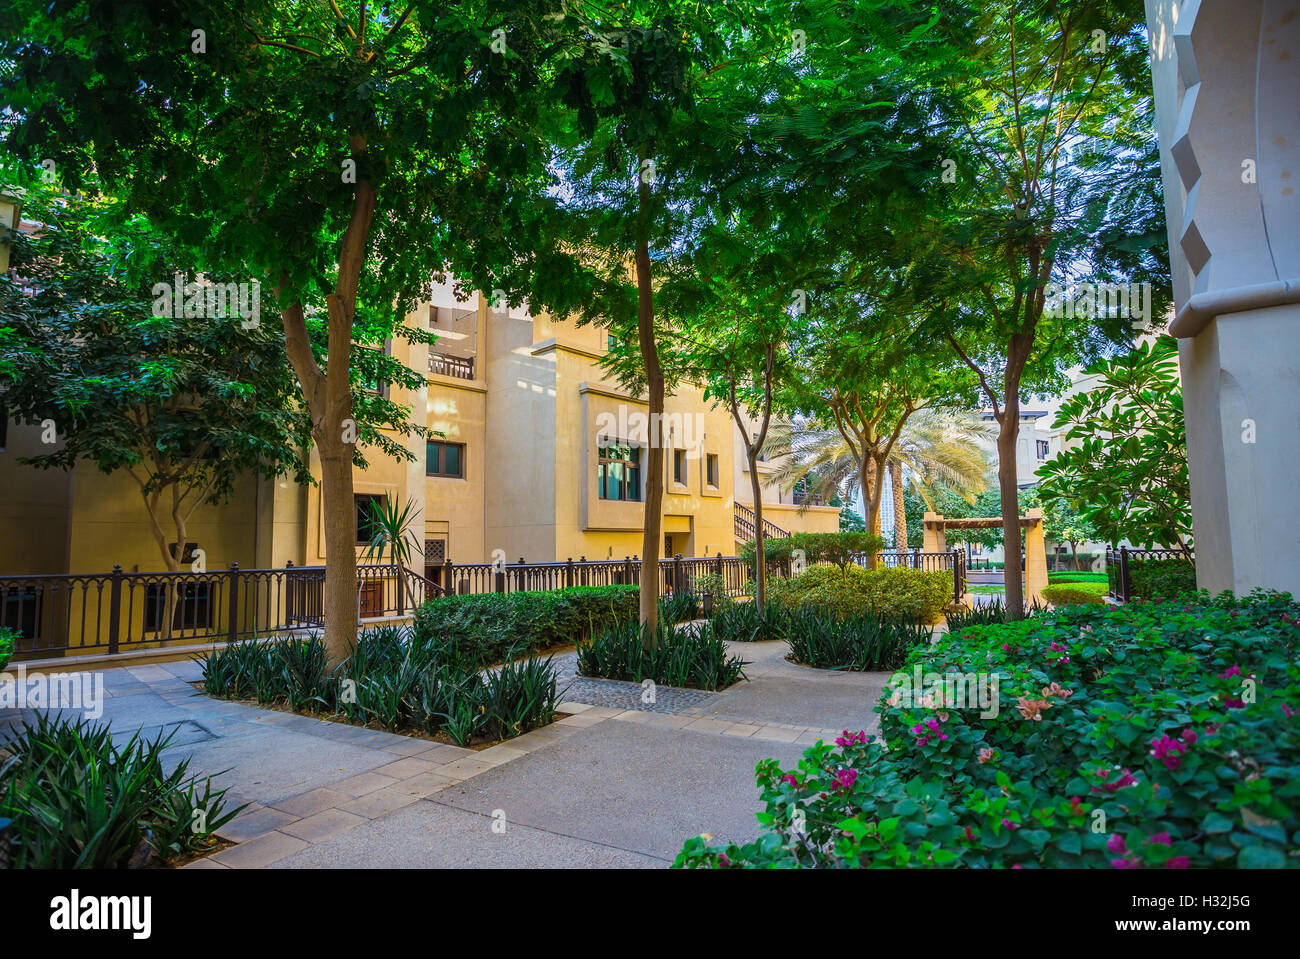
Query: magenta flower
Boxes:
[
  {"xmin": 1107, "ymin": 833, "xmax": 1126, "ymax": 853},
  {"xmin": 1144, "ymin": 833, "xmax": 1172, "ymax": 846},
  {"xmin": 1165, "ymin": 857, "xmax": 1190, "ymax": 869}
]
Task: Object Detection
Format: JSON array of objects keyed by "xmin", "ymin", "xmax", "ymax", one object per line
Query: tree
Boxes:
[
  {"xmin": 766, "ymin": 407, "xmax": 992, "ymax": 549},
  {"xmin": 538, "ymin": 1, "xmax": 784, "ymax": 637},
  {"xmin": 2, "ymin": 1, "xmax": 566, "ymax": 665},
  {"xmin": 0, "ymin": 186, "xmax": 308, "ymax": 580},
  {"xmin": 1037, "ymin": 336, "xmax": 1190, "ymax": 554},
  {"xmin": 913, "ymin": 0, "xmax": 1172, "ymax": 617}
]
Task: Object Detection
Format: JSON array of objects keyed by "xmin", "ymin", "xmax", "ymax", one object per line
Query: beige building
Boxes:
[{"xmin": 0, "ymin": 278, "xmax": 837, "ymax": 586}]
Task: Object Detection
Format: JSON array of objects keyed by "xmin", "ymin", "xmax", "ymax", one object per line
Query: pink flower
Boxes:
[
  {"xmin": 1180, "ymin": 728, "xmax": 1197, "ymax": 745},
  {"xmin": 831, "ymin": 768, "xmax": 858, "ymax": 795},
  {"xmin": 1107, "ymin": 833, "xmax": 1126, "ymax": 852},
  {"xmin": 1219, "ymin": 665, "xmax": 1242, "ymax": 679},
  {"xmin": 977, "ymin": 748, "xmax": 995, "ymax": 764},
  {"xmin": 1150, "ymin": 734, "xmax": 1187, "ymax": 770},
  {"xmin": 1166, "ymin": 857, "xmax": 1190, "ymax": 869},
  {"xmin": 781, "ymin": 773, "xmax": 800, "ymax": 788},
  {"xmin": 1144, "ymin": 833, "xmax": 1172, "ymax": 846},
  {"xmin": 1111, "ymin": 857, "xmax": 1139, "ymax": 869}
]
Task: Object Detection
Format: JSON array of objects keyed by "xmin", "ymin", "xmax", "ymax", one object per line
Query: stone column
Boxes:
[
  {"xmin": 922, "ymin": 513, "xmax": 946, "ymax": 553},
  {"xmin": 1147, "ymin": 0, "xmax": 1300, "ymax": 597},
  {"xmin": 1023, "ymin": 509, "xmax": 1048, "ymax": 605}
]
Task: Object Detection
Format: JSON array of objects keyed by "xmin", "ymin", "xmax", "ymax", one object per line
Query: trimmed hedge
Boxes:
[
  {"xmin": 768, "ymin": 564, "xmax": 953, "ymax": 624},
  {"xmin": 1048, "ymin": 571, "xmax": 1107, "ymax": 584},
  {"xmin": 676, "ymin": 589, "xmax": 1300, "ymax": 868},
  {"xmin": 411, "ymin": 585, "xmax": 639, "ymax": 668},
  {"xmin": 740, "ymin": 531, "xmax": 884, "ymax": 570},
  {"xmin": 1131, "ymin": 557, "xmax": 1197, "ymax": 601},
  {"xmin": 1041, "ymin": 581, "xmax": 1109, "ymax": 606}
]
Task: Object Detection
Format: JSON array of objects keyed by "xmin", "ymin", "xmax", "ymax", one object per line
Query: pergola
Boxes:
[{"xmin": 922, "ymin": 509, "xmax": 1047, "ymax": 605}]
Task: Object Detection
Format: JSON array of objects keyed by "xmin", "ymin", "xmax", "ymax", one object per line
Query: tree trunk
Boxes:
[
  {"xmin": 1071, "ymin": 541, "xmax": 1080, "ymax": 571},
  {"xmin": 889, "ymin": 459, "xmax": 907, "ymax": 550},
  {"xmin": 858, "ymin": 458, "xmax": 879, "ymax": 569},
  {"xmin": 634, "ymin": 171, "xmax": 663, "ymax": 647},
  {"xmin": 998, "ymin": 376, "xmax": 1024, "ymax": 620},
  {"xmin": 748, "ymin": 450, "xmax": 767, "ymax": 605},
  {"xmin": 278, "ymin": 156, "xmax": 375, "ymax": 669}
]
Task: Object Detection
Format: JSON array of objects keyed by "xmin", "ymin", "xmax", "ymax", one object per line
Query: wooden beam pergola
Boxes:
[{"xmin": 924, "ymin": 516, "xmax": 1042, "ymax": 530}]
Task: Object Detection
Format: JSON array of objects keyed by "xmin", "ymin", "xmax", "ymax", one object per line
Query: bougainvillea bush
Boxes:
[{"xmin": 675, "ymin": 590, "xmax": 1300, "ymax": 868}]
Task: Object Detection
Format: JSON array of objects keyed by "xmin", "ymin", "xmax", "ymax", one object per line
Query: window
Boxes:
[
  {"xmin": 355, "ymin": 493, "xmax": 387, "ymax": 545},
  {"xmin": 2, "ymin": 587, "xmax": 40, "ymax": 639},
  {"xmin": 606, "ymin": 331, "xmax": 622, "ymax": 351},
  {"xmin": 706, "ymin": 453, "xmax": 719, "ymax": 488},
  {"xmin": 672, "ymin": 449, "xmax": 686, "ymax": 485},
  {"xmin": 598, "ymin": 444, "xmax": 641, "ymax": 501},
  {"xmin": 427, "ymin": 440, "xmax": 465, "ymax": 478},
  {"xmin": 144, "ymin": 582, "xmax": 213, "ymax": 632},
  {"xmin": 1036, "ymin": 439, "xmax": 1050, "ymax": 461}
]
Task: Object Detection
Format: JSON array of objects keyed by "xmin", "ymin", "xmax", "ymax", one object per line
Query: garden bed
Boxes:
[{"xmin": 677, "ymin": 589, "xmax": 1300, "ymax": 868}]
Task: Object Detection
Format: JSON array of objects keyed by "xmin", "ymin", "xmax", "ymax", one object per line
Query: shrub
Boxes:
[
  {"xmin": 1041, "ymin": 581, "xmax": 1109, "ymax": 606},
  {"xmin": 1048, "ymin": 571, "xmax": 1107, "ymax": 584},
  {"xmin": 768, "ymin": 564, "xmax": 953, "ymax": 623},
  {"xmin": 575, "ymin": 620, "xmax": 748, "ymax": 690},
  {"xmin": 0, "ymin": 713, "xmax": 243, "ymax": 868},
  {"xmin": 675, "ymin": 589, "xmax": 1300, "ymax": 868},
  {"xmin": 740, "ymin": 531, "xmax": 885, "ymax": 570},
  {"xmin": 411, "ymin": 585, "xmax": 639, "ymax": 668},
  {"xmin": 784, "ymin": 611, "xmax": 931, "ymax": 671},
  {"xmin": 0, "ymin": 626, "xmax": 15, "ymax": 670},
  {"xmin": 1131, "ymin": 557, "xmax": 1197, "ymax": 600},
  {"xmin": 198, "ymin": 625, "xmax": 563, "ymax": 747}
]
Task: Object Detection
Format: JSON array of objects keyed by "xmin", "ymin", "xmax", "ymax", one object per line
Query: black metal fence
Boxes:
[
  {"xmin": 1, "ymin": 549, "xmax": 966, "ymax": 661},
  {"xmin": 1105, "ymin": 547, "xmax": 1195, "ymax": 603}
]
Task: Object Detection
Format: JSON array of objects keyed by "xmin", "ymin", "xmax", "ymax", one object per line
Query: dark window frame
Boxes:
[
  {"xmin": 355, "ymin": 493, "xmax": 388, "ymax": 545},
  {"xmin": 705, "ymin": 453, "xmax": 719, "ymax": 488},
  {"xmin": 143, "ymin": 582, "xmax": 213, "ymax": 632},
  {"xmin": 426, "ymin": 440, "xmax": 466, "ymax": 479},
  {"xmin": 672, "ymin": 449, "xmax": 686, "ymax": 485},
  {"xmin": 597, "ymin": 443, "xmax": 642, "ymax": 502}
]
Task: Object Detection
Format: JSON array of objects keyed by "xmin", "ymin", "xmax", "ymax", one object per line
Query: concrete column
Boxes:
[
  {"xmin": 922, "ymin": 513, "xmax": 946, "ymax": 553},
  {"xmin": 1024, "ymin": 509, "xmax": 1048, "ymax": 605},
  {"xmin": 1147, "ymin": 0, "xmax": 1300, "ymax": 597}
]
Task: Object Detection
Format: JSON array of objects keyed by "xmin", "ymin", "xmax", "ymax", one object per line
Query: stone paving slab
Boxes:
[
  {"xmin": 428, "ymin": 719, "xmax": 806, "ymax": 862},
  {"xmin": 270, "ymin": 801, "xmax": 661, "ymax": 869}
]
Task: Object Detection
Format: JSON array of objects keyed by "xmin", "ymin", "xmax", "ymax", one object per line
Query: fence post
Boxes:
[
  {"xmin": 579, "ymin": 556, "xmax": 587, "ymax": 587},
  {"xmin": 227, "ymin": 562, "xmax": 239, "ymax": 644},
  {"xmin": 950, "ymin": 549, "xmax": 960, "ymax": 603},
  {"xmin": 107, "ymin": 564, "xmax": 123, "ymax": 655},
  {"xmin": 1119, "ymin": 546, "xmax": 1131, "ymax": 603},
  {"xmin": 674, "ymin": 553, "xmax": 683, "ymax": 596},
  {"xmin": 623, "ymin": 555, "xmax": 632, "ymax": 586},
  {"xmin": 443, "ymin": 557, "xmax": 454, "ymax": 595},
  {"xmin": 912, "ymin": 546, "xmax": 920, "ymax": 569}
]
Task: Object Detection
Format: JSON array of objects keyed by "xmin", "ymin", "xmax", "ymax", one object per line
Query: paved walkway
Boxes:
[{"xmin": 0, "ymin": 639, "xmax": 893, "ymax": 868}]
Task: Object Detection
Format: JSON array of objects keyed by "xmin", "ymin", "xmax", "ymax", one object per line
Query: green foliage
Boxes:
[
  {"xmin": 740, "ymin": 532, "xmax": 885, "ymax": 571},
  {"xmin": 1040, "ymin": 582, "xmax": 1109, "ymax": 607},
  {"xmin": 1049, "ymin": 571, "xmax": 1108, "ymax": 584},
  {"xmin": 676, "ymin": 590, "xmax": 1300, "ymax": 868},
  {"xmin": 769, "ymin": 565, "xmax": 953, "ymax": 624},
  {"xmin": 0, "ymin": 627, "xmax": 15, "ymax": 670},
  {"xmin": 359, "ymin": 497, "xmax": 423, "ymax": 570},
  {"xmin": 411, "ymin": 586, "xmax": 641, "ymax": 669},
  {"xmin": 198, "ymin": 625, "xmax": 561, "ymax": 747},
  {"xmin": 1038, "ymin": 337, "xmax": 1191, "ymax": 551},
  {"xmin": 839, "ymin": 507, "xmax": 867, "ymax": 533},
  {"xmin": 575, "ymin": 620, "xmax": 747, "ymax": 690},
  {"xmin": 944, "ymin": 597, "xmax": 1047, "ymax": 631},
  {"xmin": 784, "ymin": 611, "xmax": 931, "ymax": 672},
  {"xmin": 708, "ymin": 599, "xmax": 791, "ymax": 644},
  {"xmin": 0, "ymin": 712, "xmax": 243, "ymax": 868},
  {"xmin": 1130, "ymin": 558, "xmax": 1198, "ymax": 602}
]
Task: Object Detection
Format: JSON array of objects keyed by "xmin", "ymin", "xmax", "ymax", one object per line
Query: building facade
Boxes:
[{"xmin": 0, "ymin": 279, "xmax": 838, "ymax": 582}]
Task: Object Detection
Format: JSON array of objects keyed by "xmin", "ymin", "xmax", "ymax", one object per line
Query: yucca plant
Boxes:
[
  {"xmin": 478, "ymin": 652, "xmax": 562, "ymax": 741},
  {"xmin": 576, "ymin": 620, "xmax": 748, "ymax": 690},
  {"xmin": 784, "ymin": 609, "xmax": 930, "ymax": 671},
  {"xmin": 0, "ymin": 713, "xmax": 244, "ymax": 868},
  {"xmin": 946, "ymin": 597, "xmax": 1047, "ymax": 631}
]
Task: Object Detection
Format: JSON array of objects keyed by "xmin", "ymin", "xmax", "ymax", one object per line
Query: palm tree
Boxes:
[{"xmin": 765, "ymin": 409, "xmax": 994, "ymax": 548}]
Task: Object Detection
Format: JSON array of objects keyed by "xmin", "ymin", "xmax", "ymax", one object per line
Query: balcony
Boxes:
[{"xmin": 429, "ymin": 351, "xmax": 475, "ymax": 380}]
